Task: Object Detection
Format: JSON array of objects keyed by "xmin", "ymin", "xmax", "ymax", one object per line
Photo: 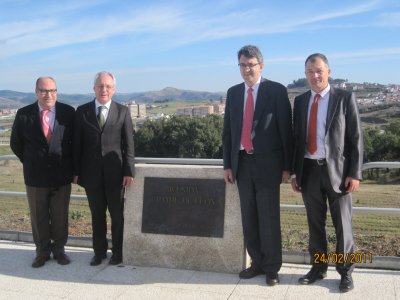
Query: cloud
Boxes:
[
  {"xmin": 150, "ymin": 0, "xmax": 387, "ymax": 46},
  {"xmin": 0, "ymin": 20, "xmax": 55, "ymax": 42},
  {"xmin": 0, "ymin": 5, "xmax": 184, "ymax": 59},
  {"xmin": 303, "ymin": 0, "xmax": 383, "ymax": 25},
  {"xmin": 330, "ymin": 47, "xmax": 400, "ymax": 60},
  {"xmin": 265, "ymin": 47, "xmax": 400, "ymax": 65},
  {"xmin": 375, "ymin": 12, "xmax": 400, "ymax": 26},
  {"xmin": 0, "ymin": 0, "xmax": 393, "ymax": 59}
]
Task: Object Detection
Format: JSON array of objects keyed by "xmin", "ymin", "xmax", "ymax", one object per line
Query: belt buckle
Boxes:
[
  {"xmin": 316, "ymin": 159, "xmax": 325, "ymax": 166},
  {"xmin": 246, "ymin": 149, "xmax": 254, "ymax": 155}
]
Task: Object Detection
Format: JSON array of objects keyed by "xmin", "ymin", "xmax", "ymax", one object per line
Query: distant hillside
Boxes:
[
  {"xmin": 0, "ymin": 96, "xmax": 21, "ymax": 108},
  {"xmin": 133, "ymin": 87, "xmax": 224, "ymax": 103},
  {"xmin": 0, "ymin": 87, "xmax": 225, "ymax": 108}
]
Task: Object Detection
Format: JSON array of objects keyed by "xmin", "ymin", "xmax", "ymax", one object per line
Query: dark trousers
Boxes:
[
  {"xmin": 301, "ymin": 159, "xmax": 355, "ymax": 274},
  {"xmin": 85, "ymin": 186, "xmax": 124, "ymax": 258},
  {"xmin": 26, "ymin": 184, "xmax": 71, "ymax": 257},
  {"xmin": 236, "ymin": 152, "xmax": 282, "ymax": 273}
]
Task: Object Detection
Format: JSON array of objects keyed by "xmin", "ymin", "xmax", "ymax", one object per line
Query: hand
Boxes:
[
  {"xmin": 224, "ymin": 169, "xmax": 234, "ymax": 184},
  {"xmin": 282, "ymin": 171, "xmax": 290, "ymax": 183},
  {"xmin": 345, "ymin": 177, "xmax": 360, "ymax": 193},
  {"xmin": 291, "ymin": 178, "xmax": 301, "ymax": 193},
  {"xmin": 123, "ymin": 176, "xmax": 135, "ymax": 187},
  {"xmin": 73, "ymin": 176, "xmax": 78, "ymax": 184}
]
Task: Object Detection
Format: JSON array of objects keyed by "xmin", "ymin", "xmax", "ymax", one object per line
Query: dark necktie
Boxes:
[
  {"xmin": 97, "ymin": 106, "xmax": 106, "ymax": 128},
  {"xmin": 307, "ymin": 94, "xmax": 321, "ymax": 154},
  {"xmin": 240, "ymin": 87, "xmax": 254, "ymax": 153}
]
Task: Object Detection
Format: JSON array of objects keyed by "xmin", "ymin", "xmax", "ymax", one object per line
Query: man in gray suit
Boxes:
[
  {"xmin": 291, "ymin": 53, "xmax": 363, "ymax": 293},
  {"xmin": 223, "ymin": 45, "xmax": 293, "ymax": 286},
  {"xmin": 74, "ymin": 71, "xmax": 135, "ymax": 266}
]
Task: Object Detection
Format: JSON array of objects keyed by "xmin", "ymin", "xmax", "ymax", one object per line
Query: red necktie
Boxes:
[
  {"xmin": 241, "ymin": 87, "xmax": 254, "ymax": 153},
  {"xmin": 307, "ymin": 94, "xmax": 321, "ymax": 154},
  {"xmin": 41, "ymin": 109, "xmax": 52, "ymax": 143}
]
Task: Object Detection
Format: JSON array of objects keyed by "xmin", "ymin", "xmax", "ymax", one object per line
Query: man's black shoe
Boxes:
[
  {"xmin": 109, "ymin": 255, "xmax": 122, "ymax": 265},
  {"xmin": 266, "ymin": 272, "xmax": 279, "ymax": 286},
  {"xmin": 90, "ymin": 254, "xmax": 107, "ymax": 266},
  {"xmin": 54, "ymin": 253, "xmax": 71, "ymax": 265},
  {"xmin": 239, "ymin": 265, "xmax": 264, "ymax": 279},
  {"xmin": 339, "ymin": 273, "xmax": 354, "ymax": 293},
  {"xmin": 298, "ymin": 267, "xmax": 327, "ymax": 284},
  {"xmin": 32, "ymin": 255, "xmax": 50, "ymax": 268}
]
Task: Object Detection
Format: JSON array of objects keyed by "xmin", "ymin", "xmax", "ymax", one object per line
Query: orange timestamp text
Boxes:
[{"xmin": 313, "ymin": 252, "xmax": 373, "ymax": 264}]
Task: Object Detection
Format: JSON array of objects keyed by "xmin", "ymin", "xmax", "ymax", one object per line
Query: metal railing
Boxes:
[{"xmin": 1, "ymin": 155, "xmax": 399, "ymax": 214}]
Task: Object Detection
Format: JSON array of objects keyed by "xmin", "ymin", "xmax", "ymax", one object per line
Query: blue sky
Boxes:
[{"xmin": 0, "ymin": 0, "xmax": 399, "ymax": 93}]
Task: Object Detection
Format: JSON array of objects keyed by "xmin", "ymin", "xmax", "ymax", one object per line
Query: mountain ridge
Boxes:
[{"xmin": 0, "ymin": 87, "xmax": 225, "ymax": 108}]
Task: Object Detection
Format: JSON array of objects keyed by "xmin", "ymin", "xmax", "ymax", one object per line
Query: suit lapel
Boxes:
[
  {"xmin": 31, "ymin": 102, "xmax": 48, "ymax": 144},
  {"xmin": 301, "ymin": 91, "xmax": 311, "ymax": 138},
  {"xmin": 53, "ymin": 101, "xmax": 62, "ymax": 133},
  {"xmin": 325, "ymin": 87, "xmax": 339, "ymax": 133},
  {"xmin": 49, "ymin": 102, "xmax": 63, "ymax": 149},
  {"xmin": 104, "ymin": 101, "xmax": 118, "ymax": 130},
  {"xmin": 252, "ymin": 79, "xmax": 267, "ymax": 130},
  {"xmin": 49, "ymin": 108, "xmax": 60, "ymax": 148},
  {"xmin": 85, "ymin": 100, "xmax": 102, "ymax": 132},
  {"xmin": 234, "ymin": 84, "xmax": 245, "ymax": 135}
]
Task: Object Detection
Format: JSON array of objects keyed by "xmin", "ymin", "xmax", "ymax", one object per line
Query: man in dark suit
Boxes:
[
  {"xmin": 10, "ymin": 76, "xmax": 75, "ymax": 268},
  {"xmin": 222, "ymin": 45, "xmax": 293, "ymax": 286},
  {"xmin": 73, "ymin": 71, "xmax": 135, "ymax": 266},
  {"xmin": 291, "ymin": 53, "xmax": 363, "ymax": 293}
]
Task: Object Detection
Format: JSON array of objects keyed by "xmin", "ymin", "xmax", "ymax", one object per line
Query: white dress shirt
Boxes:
[
  {"xmin": 305, "ymin": 84, "xmax": 331, "ymax": 159},
  {"xmin": 95, "ymin": 99, "xmax": 112, "ymax": 122}
]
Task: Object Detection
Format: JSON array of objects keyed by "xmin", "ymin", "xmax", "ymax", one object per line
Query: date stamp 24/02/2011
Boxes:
[{"xmin": 313, "ymin": 252, "xmax": 373, "ymax": 264}]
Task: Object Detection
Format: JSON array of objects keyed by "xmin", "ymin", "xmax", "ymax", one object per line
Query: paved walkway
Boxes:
[{"xmin": 0, "ymin": 240, "xmax": 399, "ymax": 300}]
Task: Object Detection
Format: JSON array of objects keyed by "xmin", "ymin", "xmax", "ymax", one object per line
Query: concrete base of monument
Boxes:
[{"xmin": 123, "ymin": 164, "xmax": 247, "ymax": 273}]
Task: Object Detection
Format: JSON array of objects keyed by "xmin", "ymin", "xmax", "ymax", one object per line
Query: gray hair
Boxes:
[
  {"xmin": 35, "ymin": 76, "xmax": 56, "ymax": 90},
  {"xmin": 305, "ymin": 53, "xmax": 329, "ymax": 67},
  {"xmin": 93, "ymin": 71, "xmax": 116, "ymax": 87},
  {"xmin": 237, "ymin": 45, "xmax": 264, "ymax": 64}
]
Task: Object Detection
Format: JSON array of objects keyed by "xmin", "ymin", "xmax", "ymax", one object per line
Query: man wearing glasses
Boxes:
[
  {"xmin": 222, "ymin": 45, "xmax": 293, "ymax": 285},
  {"xmin": 73, "ymin": 71, "xmax": 135, "ymax": 266},
  {"xmin": 10, "ymin": 76, "xmax": 75, "ymax": 268}
]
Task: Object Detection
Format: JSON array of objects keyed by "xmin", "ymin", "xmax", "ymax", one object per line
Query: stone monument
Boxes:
[{"xmin": 123, "ymin": 163, "xmax": 246, "ymax": 273}]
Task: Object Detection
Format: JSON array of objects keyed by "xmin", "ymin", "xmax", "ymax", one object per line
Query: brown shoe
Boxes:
[
  {"xmin": 32, "ymin": 255, "xmax": 50, "ymax": 268},
  {"xmin": 239, "ymin": 265, "xmax": 264, "ymax": 279}
]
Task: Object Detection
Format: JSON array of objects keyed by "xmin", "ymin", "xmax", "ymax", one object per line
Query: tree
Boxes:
[
  {"xmin": 363, "ymin": 122, "xmax": 400, "ymax": 162},
  {"xmin": 134, "ymin": 115, "xmax": 224, "ymax": 158},
  {"xmin": 287, "ymin": 78, "xmax": 308, "ymax": 88}
]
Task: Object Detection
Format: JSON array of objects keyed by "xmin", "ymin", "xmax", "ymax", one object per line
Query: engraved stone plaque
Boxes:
[{"xmin": 142, "ymin": 177, "xmax": 226, "ymax": 237}]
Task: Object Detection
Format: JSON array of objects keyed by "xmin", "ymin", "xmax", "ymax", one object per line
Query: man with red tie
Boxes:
[
  {"xmin": 10, "ymin": 77, "xmax": 75, "ymax": 268},
  {"xmin": 291, "ymin": 53, "xmax": 363, "ymax": 293},
  {"xmin": 222, "ymin": 45, "xmax": 293, "ymax": 286}
]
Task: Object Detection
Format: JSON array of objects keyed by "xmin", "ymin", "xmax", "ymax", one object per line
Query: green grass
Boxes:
[
  {"xmin": 0, "ymin": 145, "xmax": 12, "ymax": 156},
  {"xmin": 280, "ymin": 182, "xmax": 400, "ymax": 208},
  {"xmin": 281, "ymin": 209, "xmax": 400, "ymax": 255},
  {"xmin": 279, "ymin": 182, "xmax": 400, "ymax": 255}
]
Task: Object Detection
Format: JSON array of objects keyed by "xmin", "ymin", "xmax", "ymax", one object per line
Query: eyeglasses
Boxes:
[
  {"xmin": 238, "ymin": 63, "xmax": 260, "ymax": 69},
  {"xmin": 37, "ymin": 89, "xmax": 57, "ymax": 94},
  {"xmin": 95, "ymin": 85, "xmax": 114, "ymax": 90}
]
